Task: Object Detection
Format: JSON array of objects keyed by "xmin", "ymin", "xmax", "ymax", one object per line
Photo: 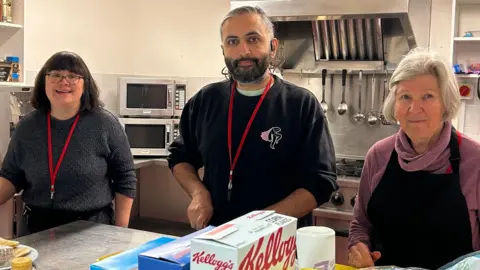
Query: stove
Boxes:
[
  {"xmin": 318, "ymin": 158, "xmax": 363, "ymax": 212},
  {"xmin": 313, "ymin": 157, "xmax": 363, "ymax": 265},
  {"xmin": 336, "ymin": 158, "xmax": 364, "ymax": 178}
]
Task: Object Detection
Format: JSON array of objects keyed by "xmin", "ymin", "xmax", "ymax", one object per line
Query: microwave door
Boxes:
[
  {"xmin": 126, "ymin": 84, "xmax": 168, "ymax": 108},
  {"xmin": 126, "ymin": 83, "xmax": 172, "ymax": 117},
  {"xmin": 124, "ymin": 123, "xmax": 170, "ymax": 156},
  {"xmin": 120, "ymin": 78, "xmax": 175, "ymax": 117}
]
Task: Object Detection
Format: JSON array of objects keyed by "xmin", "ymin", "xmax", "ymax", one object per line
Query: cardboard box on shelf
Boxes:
[{"xmin": 190, "ymin": 210, "xmax": 297, "ymax": 270}]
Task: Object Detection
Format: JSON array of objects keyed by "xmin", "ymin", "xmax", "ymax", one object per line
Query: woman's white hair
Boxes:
[{"xmin": 382, "ymin": 47, "xmax": 461, "ymax": 123}]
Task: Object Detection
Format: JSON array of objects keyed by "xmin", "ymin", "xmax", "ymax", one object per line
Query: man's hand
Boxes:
[
  {"xmin": 187, "ymin": 191, "xmax": 214, "ymax": 230},
  {"xmin": 348, "ymin": 242, "xmax": 382, "ymax": 268}
]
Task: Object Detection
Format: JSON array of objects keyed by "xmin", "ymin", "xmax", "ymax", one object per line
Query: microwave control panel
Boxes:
[
  {"xmin": 173, "ymin": 123, "xmax": 180, "ymax": 141},
  {"xmin": 175, "ymin": 84, "xmax": 186, "ymax": 110}
]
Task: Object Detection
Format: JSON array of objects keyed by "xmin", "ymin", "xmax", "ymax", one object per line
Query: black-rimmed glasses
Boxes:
[{"xmin": 46, "ymin": 73, "xmax": 84, "ymax": 84}]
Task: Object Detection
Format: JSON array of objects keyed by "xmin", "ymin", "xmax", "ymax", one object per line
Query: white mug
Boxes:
[{"xmin": 296, "ymin": 226, "xmax": 335, "ymax": 270}]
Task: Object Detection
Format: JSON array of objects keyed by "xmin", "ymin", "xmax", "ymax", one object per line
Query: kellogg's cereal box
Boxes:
[{"xmin": 190, "ymin": 210, "xmax": 297, "ymax": 270}]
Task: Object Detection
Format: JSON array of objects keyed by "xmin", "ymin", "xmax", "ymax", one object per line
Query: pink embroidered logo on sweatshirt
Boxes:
[{"xmin": 260, "ymin": 127, "xmax": 282, "ymax": 149}]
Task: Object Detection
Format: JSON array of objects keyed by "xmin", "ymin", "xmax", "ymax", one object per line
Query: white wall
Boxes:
[
  {"xmin": 430, "ymin": 0, "xmax": 454, "ymax": 60},
  {"xmin": 24, "ymin": 0, "xmax": 228, "ymax": 77},
  {"xmin": 22, "ymin": 0, "xmax": 229, "ymax": 115}
]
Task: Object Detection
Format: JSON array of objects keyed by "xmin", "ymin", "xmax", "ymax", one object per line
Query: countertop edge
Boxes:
[{"xmin": 133, "ymin": 158, "xmax": 169, "ymax": 169}]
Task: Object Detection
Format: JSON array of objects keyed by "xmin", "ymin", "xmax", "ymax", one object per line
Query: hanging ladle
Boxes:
[
  {"xmin": 337, "ymin": 69, "xmax": 348, "ymax": 115},
  {"xmin": 380, "ymin": 70, "xmax": 392, "ymax": 125},
  {"xmin": 320, "ymin": 69, "xmax": 328, "ymax": 114},
  {"xmin": 367, "ymin": 73, "xmax": 379, "ymax": 126},
  {"xmin": 353, "ymin": 70, "xmax": 365, "ymax": 122}
]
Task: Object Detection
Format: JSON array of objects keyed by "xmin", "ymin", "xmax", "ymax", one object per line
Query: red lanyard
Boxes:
[
  {"xmin": 227, "ymin": 76, "xmax": 273, "ymax": 201},
  {"xmin": 47, "ymin": 111, "xmax": 80, "ymax": 199}
]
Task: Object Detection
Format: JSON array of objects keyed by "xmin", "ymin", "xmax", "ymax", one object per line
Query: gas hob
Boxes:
[
  {"xmin": 336, "ymin": 158, "xmax": 364, "ymax": 178},
  {"xmin": 319, "ymin": 158, "xmax": 364, "ymax": 212}
]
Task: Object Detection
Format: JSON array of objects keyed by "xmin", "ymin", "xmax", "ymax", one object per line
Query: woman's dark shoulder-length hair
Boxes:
[{"xmin": 31, "ymin": 51, "xmax": 104, "ymax": 112}]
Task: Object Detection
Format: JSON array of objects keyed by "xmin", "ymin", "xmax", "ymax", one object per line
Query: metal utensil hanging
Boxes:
[
  {"xmin": 367, "ymin": 74, "xmax": 378, "ymax": 125},
  {"xmin": 321, "ymin": 69, "xmax": 328, "ymax": 114},
  {"xmin": 337, "ymin": 69, "xmax": 348, "ymax": 115},
  {"xmin": 380, "ymin": 70, "xmax": 392, "ymax": 125},
  {"xmin": 353, "ymin": 71, "xmax": 365, "ymax": 122}
]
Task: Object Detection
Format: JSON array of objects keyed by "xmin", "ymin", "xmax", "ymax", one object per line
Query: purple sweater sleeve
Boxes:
[{"xmin": 348, "ymin": 135, "xmax": 395, "ymax": 249}]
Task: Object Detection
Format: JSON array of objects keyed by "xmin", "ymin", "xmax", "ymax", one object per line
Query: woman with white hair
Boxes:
[{"xmin": 348, "ymin": 48, "xmax": 480, "ymax": 269}]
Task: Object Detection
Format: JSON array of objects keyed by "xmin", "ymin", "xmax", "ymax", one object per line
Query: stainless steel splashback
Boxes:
[
  {"xmin": 283, "ymin": 73, "xmax": 400, "ymax": 160},
  {"xmin": 231, "ymin": 0, "xmax": 432, "ymax": 72}
]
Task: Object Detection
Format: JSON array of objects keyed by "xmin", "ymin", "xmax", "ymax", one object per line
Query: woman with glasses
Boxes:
[{"xmin": 0, "ymin": 51, "xmax": 137, "ymax": 234}]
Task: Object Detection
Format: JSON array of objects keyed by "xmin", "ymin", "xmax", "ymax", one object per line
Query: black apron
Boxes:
[
  {"xmin": 23, "ymin": 203, "xmax": 114, "ymax": 234},
  {"xmin": 367, "ymin": 128, "xmax": 473, "ymax": 270}
]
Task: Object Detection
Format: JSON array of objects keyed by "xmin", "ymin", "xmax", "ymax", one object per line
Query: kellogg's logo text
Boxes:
[
  {"xmin": 246, "ymin": 212, "xmax": 265, "ymax": 219},
  {"xmin": 192, "ymin": 251, "xmax": 234, "ymax": 270},
  {"xmin": 239, "ymin": 227, "xmax": 296, "ymax": 270}
]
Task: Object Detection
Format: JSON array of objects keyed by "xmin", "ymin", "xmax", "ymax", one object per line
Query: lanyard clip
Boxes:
[
  {"xmin": 50, "ymin": 185, "xmax": 55, "ymax": 200},
  {"xmin": 227, "ymin": 180, "xmax": 233, "ymax": 202},
  {"xmin": 227, "ymin": 171, "xmax": 233, "ymax": 201}
]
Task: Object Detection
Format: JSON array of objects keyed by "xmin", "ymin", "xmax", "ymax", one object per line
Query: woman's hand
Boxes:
[{"xmin": 348, "ymin": 242, "xmax": 382, "ymax": 268}]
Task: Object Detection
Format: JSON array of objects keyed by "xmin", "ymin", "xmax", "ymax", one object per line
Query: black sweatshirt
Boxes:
[
  {"xmin": 168, "ymin": 75, "xmax": 338, "ymax": 227},
  {"xmin": 0, "ymin": 108, "xmax": 137, "ymax": 212}
]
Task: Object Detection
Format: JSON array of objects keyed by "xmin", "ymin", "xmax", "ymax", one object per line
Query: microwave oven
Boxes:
[
  {"xmin": 118, "ymin": 77, "xmax": 186, "ymax": 117},
  {"xmin": 120, "ymin": 118, "xmax": 178, "ymax": 157}
]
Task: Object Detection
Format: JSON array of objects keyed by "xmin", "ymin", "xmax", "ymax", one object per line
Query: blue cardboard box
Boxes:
[
  {"xmin": 90, "ymin": 236, "xmax": 176, "ymax": 270},
  {"xmin": 138, "ymin": 226, "xmax": 215, "ymax": 270}
]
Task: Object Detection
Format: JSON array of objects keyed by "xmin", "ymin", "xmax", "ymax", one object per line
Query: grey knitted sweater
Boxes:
[{"xmin": 0, "ymin": 108, "xmax": 136, "ymax": 212}]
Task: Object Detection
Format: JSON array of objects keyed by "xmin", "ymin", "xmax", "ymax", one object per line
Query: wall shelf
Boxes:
[
  {"xmin": 0, "ymin": 22, "xmax": 22, "ymax": 29},
  {"xmin": 454, "ymin": 37, "xmax": 480, "ymax": 42},
  {"xmin": 456, "ymin": 74, "xmax": 480, "ymax": 78},
  {"xmin": 458, "ymin": 0, "xmax": 480, "ymax": 4},
  {"xmin": 0, "ymin": 0, "xmax": 27, "ymax": 93},
  {"xmin": 0, "ymin": 82, "xmax": 33, "ymax": 92}
]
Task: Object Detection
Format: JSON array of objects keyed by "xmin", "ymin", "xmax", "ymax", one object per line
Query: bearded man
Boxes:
[{"xmin": 167, "ymin": 6, "xmax": 338, "ymax": 229}]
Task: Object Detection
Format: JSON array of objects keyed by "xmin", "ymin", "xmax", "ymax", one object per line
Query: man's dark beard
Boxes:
[{"xmin": 225, "ymin": 54, "xmax": 269, "ymax": 84}]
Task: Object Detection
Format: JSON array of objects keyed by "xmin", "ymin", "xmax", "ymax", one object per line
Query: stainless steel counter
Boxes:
[
  {"xmin": 15, "ymin": 220, "xmax": 175, "ymax": 270},
  {"xmin": 133, "ymin": 158, "xmax": 168, "ymax": 169}
]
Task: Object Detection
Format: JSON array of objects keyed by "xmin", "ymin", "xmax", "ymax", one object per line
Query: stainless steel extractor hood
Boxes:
[{"xmin": 230, "ymin": 0, "xmax": 432, "ymax": 73}]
